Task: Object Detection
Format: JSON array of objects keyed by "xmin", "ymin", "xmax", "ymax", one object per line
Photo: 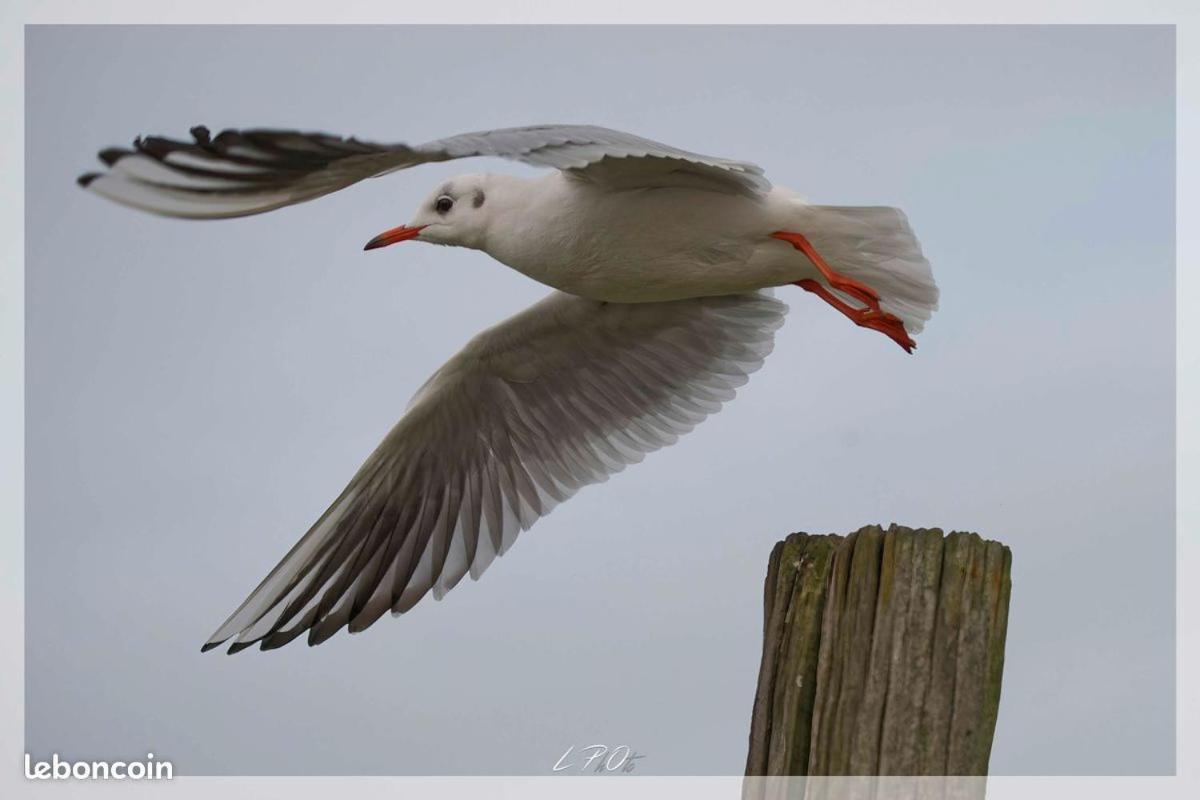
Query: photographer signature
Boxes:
[{"xmin": 552, "ymin": 744, "xmax": 645, "ymax": 773}]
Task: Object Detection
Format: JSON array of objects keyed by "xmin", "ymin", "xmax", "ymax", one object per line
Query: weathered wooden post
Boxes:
[{"xmin": 743, "ymin": 524, "xmax": 1011, "ymax": 800}]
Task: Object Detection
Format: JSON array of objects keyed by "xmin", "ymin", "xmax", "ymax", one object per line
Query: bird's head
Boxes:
[{"xmin": 364, "ymin": 173, "xmax": 495, "ymax": 252}]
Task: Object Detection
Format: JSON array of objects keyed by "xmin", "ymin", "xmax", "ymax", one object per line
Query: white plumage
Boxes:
[{"xmin": 78, "ymin": 123, "xmax": 938, "ymax": 652}]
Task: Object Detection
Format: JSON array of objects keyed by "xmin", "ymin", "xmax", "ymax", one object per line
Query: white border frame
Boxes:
[{"xmin": 2, "ymin": 4, "xmax": 1194, "ymax": 798}]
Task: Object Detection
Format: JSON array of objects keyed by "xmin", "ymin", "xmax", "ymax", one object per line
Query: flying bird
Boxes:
[{"xmin": 78, "ymin": 124, "xmax": 939, "ymax": 653}]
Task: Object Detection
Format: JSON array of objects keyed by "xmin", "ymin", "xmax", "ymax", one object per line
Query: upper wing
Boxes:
[
  {"xmin": 204, "ymin": 289, "xmax": 788, "ymax": 653},
  {"xmin": 430, "ymin": 125, "xmax": 770, "ymax": 197},
  {"xmin": 78, "ymin": 124, "xmax": 771, "ymax": 219}
]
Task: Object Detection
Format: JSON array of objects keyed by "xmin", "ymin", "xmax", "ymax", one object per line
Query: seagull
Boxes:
[{"xmin": 79, "ymin": 124, "xmax": 939, "ymax": 653}]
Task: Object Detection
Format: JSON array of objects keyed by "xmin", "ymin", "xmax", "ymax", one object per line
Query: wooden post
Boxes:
[{"xmin": 744, "ymin": 524, "xmax": 1012, "ymax": 798}]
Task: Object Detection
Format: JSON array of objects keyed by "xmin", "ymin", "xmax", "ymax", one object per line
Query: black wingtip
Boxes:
[
  {"xmin": 225, "ymin": 640, "xmax": 257, "ymax": 655},
  {"xmin": 200, "ymin": 641, "xmax": 222, "ymax": 653},
  {"xmin": 306, "ymin": 620, "xmax": 345, "ymax": 648},
  {"xmin": 77, "ymin": 172, "xmax": 100, "ymax": 188},
  {"xmin": 98, "ymin": 147, "xmax": 130, "ymax": 167}
]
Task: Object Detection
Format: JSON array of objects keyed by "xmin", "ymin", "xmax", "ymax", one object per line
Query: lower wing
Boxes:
[{"xmin": 204, "ymin": 289, "xmax": 788, "ymax": 653}]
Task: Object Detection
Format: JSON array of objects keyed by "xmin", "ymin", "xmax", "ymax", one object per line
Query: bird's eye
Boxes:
[{"xmin": 435, "ymin": 196, "xmax": 454, "ymax": 214}]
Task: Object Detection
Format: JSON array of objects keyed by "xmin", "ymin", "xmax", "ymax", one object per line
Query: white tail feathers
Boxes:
[{"xmin": 798, "ymin": 205, "xmax": 939, "ymax": 334}]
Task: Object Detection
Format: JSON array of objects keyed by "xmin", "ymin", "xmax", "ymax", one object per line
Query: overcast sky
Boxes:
[{"xmin": 25, "ymin": 25, "xmax": 1174, "ymax": 775}]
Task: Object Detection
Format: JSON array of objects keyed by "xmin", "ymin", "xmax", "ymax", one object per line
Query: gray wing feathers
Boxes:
[
  {"xmin": 428, "ymin": 125, "xmax": 771, "ymax": 196},
  {"xmin": 79, "ymin": 124, "xmax": 770, "ymax": 218},
  {"xmin": 78, "ymin": 126, "xmax": 425, "ymax": 219},
  {"xmin": 203, "ymin": 289, "xmax": 787, "ymax": 653}
]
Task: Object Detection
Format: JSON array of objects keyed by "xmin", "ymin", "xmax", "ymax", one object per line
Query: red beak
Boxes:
[{"xmin": 363, "ymin": 224, "xmax": 426, "ymax": 251}]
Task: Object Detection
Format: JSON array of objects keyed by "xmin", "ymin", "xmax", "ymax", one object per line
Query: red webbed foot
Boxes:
[{"xmin": 773, "ymin": 231, "xmax": 916, "ymax": 353}]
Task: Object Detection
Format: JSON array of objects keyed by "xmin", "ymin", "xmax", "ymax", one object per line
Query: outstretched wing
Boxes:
[
  {"xmin": 79, "ymin": 124, "xmax": 771, "ymax": 219},
  {"xmin": 78, "ymin": 127, "xmax": 429, "ymax": 219},
  {"xmin": 430, "ymin": 125, "xmax": 770, "ymax": 197},
  {"xmin": 204, "ymin": 289, "xmax": 787, "ymax": 653}
]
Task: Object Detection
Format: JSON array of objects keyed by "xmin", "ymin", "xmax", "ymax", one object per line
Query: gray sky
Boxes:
[{"xmin": 25, "ymin": 25, "xmax": 1174, "ymax": 775}]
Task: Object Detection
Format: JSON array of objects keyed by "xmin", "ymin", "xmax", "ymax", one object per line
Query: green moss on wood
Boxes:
[{"xmin": 744, "ymin": 524, "xmax": 1012, "ymax": 786}]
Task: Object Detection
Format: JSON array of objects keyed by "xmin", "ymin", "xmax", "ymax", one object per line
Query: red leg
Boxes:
[
  {"xmin": 795, "ymin": 280, "xmax": 916, "ymax": 353},
  {"xmin": 774, "ymin": 231, "xmax": 916, "ymax": 354}
]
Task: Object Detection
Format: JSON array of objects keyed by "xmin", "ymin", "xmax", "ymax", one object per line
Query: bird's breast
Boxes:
[{"xmin": 485, "ymin": 180, "xmax": 798, "ymax": 302}]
